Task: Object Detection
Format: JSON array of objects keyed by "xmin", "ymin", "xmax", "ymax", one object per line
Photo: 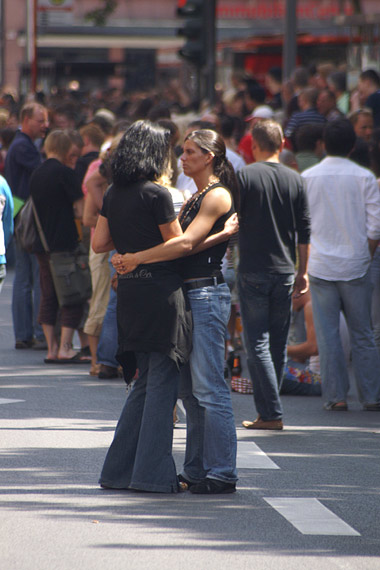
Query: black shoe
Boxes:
[
  {"xmin": 15, "ymin": 340, "xmax": 34, "ymax": 349},
  {"xmin": 190, "ymin": 478, "xmax": 236, "ymax": 495},
  {"xmin": 98, "ymin": 364, "xmax": 120, "ymax": 379},
  {"xmin": 78, "ymin": 346, "xmax": 91, "ymax": 361},
  {"xmin": 363, "ymin": 403, "xmax": 380, "ymax": 411}
]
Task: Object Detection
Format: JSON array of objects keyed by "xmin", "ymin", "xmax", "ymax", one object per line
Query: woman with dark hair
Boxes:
[
  {"xmin": 92, "ymin": 120, "xmax": 192, "ymax": 493},
  {"xmin": 113, "ymin": 129, "xmax": 239, "ymax": 494}
]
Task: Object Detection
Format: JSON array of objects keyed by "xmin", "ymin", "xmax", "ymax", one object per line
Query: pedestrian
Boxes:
[
  {"xmin": 237, "ymin": 119, "xmax": 311, "ymax": 430},
  {"xmin": 113, "ymin": 128, "xmax": 239, "ymax": 494},
  {"xmin": 349, "ymin": 108, "xmax": 374, "ymax": 143},
  {"xmin": 92, "ymin": 121, "xmax": 192, "ymax": 493},
  {"xmin": 284, "ymin": 87, "xmax": 326, "ymax": 142},
  {"xmin": 29, "ymin": 130, "xmax": 88, "ymax": 363},
  {"xmin": 5, "ymin": 102, "xmax": 49, "ymax": 349},
  {"xmin": 358, "ymin": 69, "xmax": 380, "ymax": 127},
  {"xmin": 302, "ymin": 118, "xmax": 380, "ymax": 411}
]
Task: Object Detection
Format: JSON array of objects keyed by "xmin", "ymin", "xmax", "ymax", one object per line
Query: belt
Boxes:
[{"xmin": 185, "ymin": 275, "xmax": 225, "ymax": 290}]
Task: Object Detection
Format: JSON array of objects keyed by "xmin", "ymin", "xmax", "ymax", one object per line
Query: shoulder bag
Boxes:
[
  {"xmin": 32, "ymin": 200, "xmax": 92, "ymax": 307},
  {"xmin": 14, "ymin": 197, "xmax": 40, "ymax": 253}
]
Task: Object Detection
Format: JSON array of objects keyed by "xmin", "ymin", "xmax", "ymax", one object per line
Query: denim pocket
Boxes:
[{"xmin": 187, "ymin": 287, "xmax": 210, "ymax": 301}]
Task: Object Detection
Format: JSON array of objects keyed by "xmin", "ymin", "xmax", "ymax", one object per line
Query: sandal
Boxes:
[
  {"xmin": 178, "ymin": 474, "xmax": 197, "ymax": 490},
  {"xmin": 324, "ymin": 401, "xmax": 348, "ymax": 411}
]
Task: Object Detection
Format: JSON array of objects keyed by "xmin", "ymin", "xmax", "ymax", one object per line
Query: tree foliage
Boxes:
[{"xmin": 85, "ymin": 0, "xmax": 117, "ymax": 26}]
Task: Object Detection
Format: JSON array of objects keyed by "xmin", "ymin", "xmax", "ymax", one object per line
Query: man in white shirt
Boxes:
[{"xmin": 302, "ymin": 119, "xmax": 380, "ymax": 411}]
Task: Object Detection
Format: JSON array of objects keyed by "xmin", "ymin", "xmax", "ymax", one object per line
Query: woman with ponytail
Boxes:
[{"xmin": 113, "ymin": 129, "xmax": 239, "ymax": 494}]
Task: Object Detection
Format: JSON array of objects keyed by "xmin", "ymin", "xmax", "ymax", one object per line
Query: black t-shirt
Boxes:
[
  {"xmin": 101, "ymin": 180, "xmax": 176, "ymax": 254},
  {"xmin": 75, "ymin": 151, "xmax": 99, "ymax": 185},
  {"xmin": 237, "ymin": 162, "xmax": 311, "ymax": 274},
  {"xmin": 100, "ymin": 179, "xmax": 190, "ymax": 381},
  {"xmin": 366, "ymin": 91, "xmax": 380, "ymax": 128},
  {"xmin": 30, "ymin": 158, "xmax": 83, "ymax": 252}
]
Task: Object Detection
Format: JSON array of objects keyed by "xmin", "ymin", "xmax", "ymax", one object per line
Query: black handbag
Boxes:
[{"xmin": 32, "ymin": 199, "xmax": 92, "ymax": 307}]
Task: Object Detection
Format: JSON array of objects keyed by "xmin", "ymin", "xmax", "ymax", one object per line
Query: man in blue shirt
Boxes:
[{"xmin": 5, "ymin": 102, "xmax": 49, "ymax": 348}]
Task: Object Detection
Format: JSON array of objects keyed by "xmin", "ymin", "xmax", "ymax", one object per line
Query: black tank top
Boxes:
[{"xmin": 177, "ymin": 182, "xmax": 234, "ymax": 279}]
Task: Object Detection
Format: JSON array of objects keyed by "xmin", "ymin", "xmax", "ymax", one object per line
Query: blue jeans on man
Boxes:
[
  {"xmin": 309, "ymin": 272, "xmax": 380, "ymax": 406},
  {"xmin": 12, "ymin": 241, "xmax": 43, "ymax": 343},
  {"xmin": 238, "ymin": 272, "xmax": 295, "ymax": 421}
]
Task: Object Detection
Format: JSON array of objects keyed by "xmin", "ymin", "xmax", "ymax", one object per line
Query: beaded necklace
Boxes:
[{"xmin": 179, "ymin": 178, "xmax": 220, "ymax": 224}]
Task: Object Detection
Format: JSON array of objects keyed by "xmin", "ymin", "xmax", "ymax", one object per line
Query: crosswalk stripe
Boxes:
[
  {"xmin": 237, "ymin": 441, "xmax": 280, "ymax": 469},
  {"xmin": 0, "ymin": 398, "xmax": 25, "ymax": 405},
  {"xmin": 264, "ymin": 498, "xmax": 361, "ymax": 536}
]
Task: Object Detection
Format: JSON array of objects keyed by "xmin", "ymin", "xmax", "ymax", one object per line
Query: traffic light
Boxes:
[{"xmin": 177, "ymin": 0, "xmax": 206, "ymax": 67}]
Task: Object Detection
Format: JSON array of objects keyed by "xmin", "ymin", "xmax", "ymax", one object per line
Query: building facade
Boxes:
[{"xmin": 1, "ymin": 0, "xmax": 379, "ymax": 94}]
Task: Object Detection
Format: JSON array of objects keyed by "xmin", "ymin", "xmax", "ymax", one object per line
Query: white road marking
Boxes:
[
  {"xmin": 264, "ymin": 498, "xmax": 361, "ymax": 536},
  {"xmin": 237, "ymin": 441, "xmax": 280, "ymax": 469},
  {"xmin": 175, "ymin": 403, "xmax": 280, "ymax": 469},
  {"xmin": 176, "ymin": 400, "xmax": 186, "ymax": 417},
  {"xmin": 0, "ymin": 398, "xmax": 25, "ymax": 405}
]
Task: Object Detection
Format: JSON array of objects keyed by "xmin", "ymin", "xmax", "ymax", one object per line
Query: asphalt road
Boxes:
[{"xmin": 1, "ymin": 271, "xmax": 380, "ymax": 570}]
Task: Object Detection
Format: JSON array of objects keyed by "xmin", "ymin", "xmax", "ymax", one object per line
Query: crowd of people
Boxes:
[{"xmin": 1, "ymin": 60, "xmax": 380, "ymax": 495}]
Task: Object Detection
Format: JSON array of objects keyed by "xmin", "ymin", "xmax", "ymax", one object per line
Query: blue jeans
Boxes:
[
  {"xmin": 96, "ymin": 286, "xmax": 118, "ymax": 367},
  {"xmin": 12, "ymin": 242, "xmax": 43, "ymax": 342},
  {"xmin": 370, "ymin": 248, "xmax": 380, "ymax": 352},
  {"xmin": 309, "ymin": 273, "xmax": 380, "ymax": 405},
  {"xmin": 179, "ymin": 283, "xmax": 237, "ymax": 484},
  {"xmin": 238, "ymin": 272, "xmax": 295, "ymax": 421},
  {"xmin": 0, "ymin": 264, "xmax": 6, "ymax": 293},
  {"xmin": 99, "ymin": 351, "xmax": 180, "ymax": 493},
  {"xmin": 97, "ymin": 251, "xmax": 118, "ymax": 368}
]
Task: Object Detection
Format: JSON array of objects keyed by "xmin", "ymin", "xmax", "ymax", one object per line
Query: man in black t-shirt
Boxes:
[
  {"xmin": 358, "ymin": 69, "xmax": 380, "ymax": 128},
  {"xmin": 237, "ymin": 119, "xmax": 311, "ymax": 430}
]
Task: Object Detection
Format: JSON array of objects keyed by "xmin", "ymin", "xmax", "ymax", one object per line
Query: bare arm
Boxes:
[
  {"xmin": 86, "ymin": 168, "xmax": 108, "ymax": 211},
  {"xmin": 159, "ymin": 218, "xmax": 183, "ymax": 241},
  {"xmin": 287, "ymin": 301, "xmax": 318, "ymax": 362},
  {"xmin": 113, "ymin": 187, "xmax": 232, "ymax": 274},
  {"xmin": 92, "ymin": 215, "xmax": 115, "ymax": 253},
  {"xmin": 83, "ymin": 192, "xmax": 99, "ymax": 228},
  {"xmin": 368, "ymin": 238, "xmax": 379, "ymax": 259},
  {"xmin": 73, "ymin": 198, "xmax": 84, "ymax": 219},
  {"xmin": 293, "ymin": 243, "xmax": 310, "ymax": 298},
  {"xmin": 190, "ymin": 213, "xmax": 239, "ymax": 255}
]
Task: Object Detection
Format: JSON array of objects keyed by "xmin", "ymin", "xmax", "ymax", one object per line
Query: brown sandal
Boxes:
[{"xmin": 324, "ymin": 401, "xmax": 348, "ymax": 411}]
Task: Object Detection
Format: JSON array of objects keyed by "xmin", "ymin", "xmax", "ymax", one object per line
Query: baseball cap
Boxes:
[{"xmin": 245, "ymin": 105, "xmax": 274, "ymax": 121}]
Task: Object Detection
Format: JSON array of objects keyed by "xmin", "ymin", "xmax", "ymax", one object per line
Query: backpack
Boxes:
[{"xmin": 14, "ymin": 197, "xmax": 40, "ymax": 253}]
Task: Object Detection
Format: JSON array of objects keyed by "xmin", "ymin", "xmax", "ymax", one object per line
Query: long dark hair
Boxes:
[
  {"xmin": 112, "ymin": 120, "xmax": 170, "ymax": 186},
  {"xmin": 185, "ymin": 129, "xmax": 240, "ymax": 212}
]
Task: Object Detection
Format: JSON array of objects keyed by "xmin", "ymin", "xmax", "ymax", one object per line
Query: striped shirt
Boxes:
[{"xmin": 285, "ymin": 108, "xmax": 326, "ymax": 139}]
